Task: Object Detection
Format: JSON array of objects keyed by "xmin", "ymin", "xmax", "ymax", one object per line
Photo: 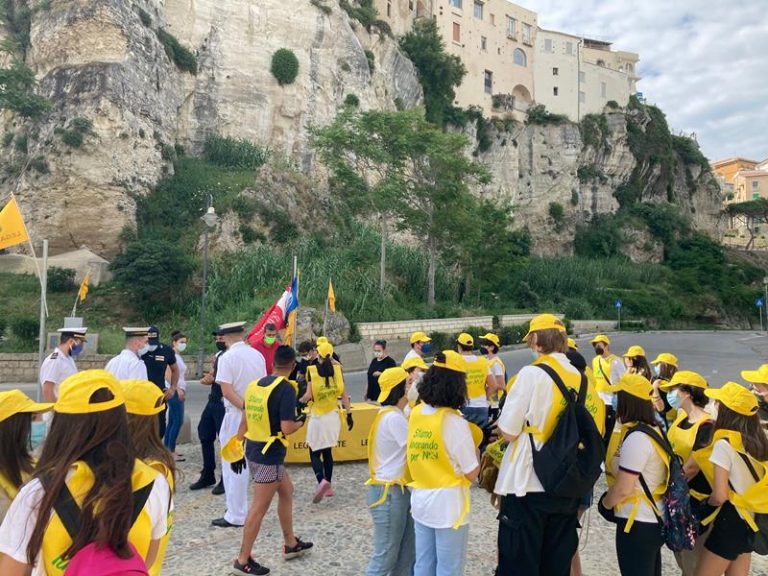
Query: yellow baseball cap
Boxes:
[
  {"xmin": 316, "ymin": 336, "xmax": 329, "ymax": 345},
  {"xmin": 457, "ymin": 332, "xmax": 474, "ymax": 347},
  {"xmin": 522, "ymin": 314, "xmax": 566, "ymax": 342},
  {"xmin": 567, "ymin": 338, "xmax": 578, "ymax": 350},
  {"xmin": 590, "ymin": 334, "xmax": 610, "ymax": 345},
  {"xmin": 433, "ymin": 350, "xmax": 467, "ymax": 374},
  {"xmin": 55, "ymin": 370, "xmax": 125, "ymax": 414},
  {"xmin": 623, "ymin": 345, "xmax": 646, "ymax": 358},
  {"xmin": 377, "ymin": 367, "xmax": 408, "ymax": 403},
  {"xmin": 121, "ymin": 380, "xmax": 165, "ymax": 416},
  {"xmin": 705, "ymin": 382, "xmax": 759, "ymax": 416},
  {"xmin": 651, "ymin": 353, "xmax": 679, "ymax": 368},
  {"xmin": 480, "ymin": 333, "xmax": 500, "ymax": 348},
  {"xmin": 402, "ymin": 356, "xmax": 429, "ymax": 371},
  {"xmin": 607, "ymin": 373, "xmax": 653, "ymax": 400},
  {"xmin": 221, "ymin": 436, "xmax": 245, "ymax": 463},
  {"xmin": 661, "ymin": 370, "xmax": 707, "ymax": 391},
  {"xmin": 740, "ymin": 364, "xmax": 768, "ymax": 385},
  {"xmin": 0, "ymin": 390, "xmax": 53, "ymax": 423},
  {"xmin": 317, "ymin": 342, "xmax": 334, "ymax": 358},
  {"xmin": 410, "ymin": 331, "xmax": 431, "ymax": 344}
]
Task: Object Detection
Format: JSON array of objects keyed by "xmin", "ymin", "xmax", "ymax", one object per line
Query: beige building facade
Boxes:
[{"xmin": 733, "ymin": 171, "xmax": 768, "ymax": 203}]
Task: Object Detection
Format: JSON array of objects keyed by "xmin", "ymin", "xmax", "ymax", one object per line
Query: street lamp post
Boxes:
[
  {"xmin": 197, "ymin": 196, "xmax": 218, "ymax": 378},
  {"xmin": 763, "ymin": 276, "xmax": 768, "ymax": 334}
]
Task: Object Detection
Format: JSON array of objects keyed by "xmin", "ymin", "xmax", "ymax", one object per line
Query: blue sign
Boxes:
[
  {"xmin": 615, "ymin": 299, "xmax": 623, "ymax": 309},
  {"xmin": 757, "ymin": 298, "xmax": 765, "ymax": 308}
]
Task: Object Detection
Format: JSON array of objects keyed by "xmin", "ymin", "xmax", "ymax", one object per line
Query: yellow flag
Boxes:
[
  {"xmin": 327, "ymin": 280, "xmax": 336, "ymax": 313},
  {"xmin": 0, "ymin": 196, "xmax": 30, "ymax": 250},
  {"xmin": 283, "ymin": 309, "xmax": 297, "ymax": 346},
  {"xmin": 78, "ymin": 272, "xmax": 90, "ymax": 302}
]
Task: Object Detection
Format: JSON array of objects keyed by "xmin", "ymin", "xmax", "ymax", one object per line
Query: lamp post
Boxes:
[
  {"xmin": 763, "ymin": 276, "xmax": 768, "ymax": 334},
  {"xmin": 197, "ymin": 196, "xmax": 218, "ymax": 378}
]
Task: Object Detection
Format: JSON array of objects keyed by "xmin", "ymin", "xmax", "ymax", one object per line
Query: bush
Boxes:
[
  {"xmin": 570, "ymin": 190, "xmax": 579, "ymax": 206},
  {"xmin": 10, "ymin": 316, "xmax": 39, "ymax": 343},
  {"xmin": 203, "ymin": 135, "xmax": 269, "ymax": 169},
  {"xmin": 156, "ymin": 29, "xmax": 198, "ymax": 74},
  {"xmin": 371, "ymin": 19, "xmax": 392, "ymax": 37},
  {"xmin": 499, "ymin": 324, "xmax": 528, "ymax": 346},
  {"xmin": 61, "ymin": 129, "xmax": 83, "ymax": 148},
  {"xmin": 70, "ymin": 117, "xmax": 93, "ymax": 133},
  {"xmin": 309, "ymin": 0, "xmax": 332, "ymax": 15},
  {"xmin": 340, "ymin": 0, "xmax": 377, "ymax": 29},
  {"xmin": 271, "ymin": 48, "xmax": 299, "ymax": 86},
  {"xmin": 364, "ymin": 49, "xmax": 375, "ymax": 73},
  {"xmin": 580, "ymin": 113, "xmax": 609, "ymax": 149},
  {"xmin": 0, "ymin": 60, "xmax": 52, "ymax": 118},
  {"xmin": 160, "ymin": 143, "xmax": 177, "ymax": 162},
  {"xmin": 526, "ymin": 104, "xmax": 568, "ymax": 126},
  {"xmin": 343, "ymin": 93, "xmax": 360, "ymax": 108},
  {"xmin": 29, "ymin": 155, "xmax": 49, "ymax": 174},
  {"xmin": 606, "ymin": 100, "xmax": 620, "ymax": 110},
  {"xmin": 577, "ymin": 164, "xmax": 607, "ymax": 183},
  {"xmin": 574, "ymin": 213, "xmax": 626, "ymax": 258},
  {"xmin": 13, "ymin": 133, "xmax": 27, "ymax": 153},
  {"xmin": 672, "ymin": 135, "xmax": 709, "ymax": 169},
  {"xmin": 2, "ymin": 132, "xmax": 13, "ymax": 147},
  {"xmin": 47, "ymin": 266, "xmax": 76, "ymax": 292},
  {"xmin": 548, "ymin": 202, "xmax": 564, "ymax": 230}
]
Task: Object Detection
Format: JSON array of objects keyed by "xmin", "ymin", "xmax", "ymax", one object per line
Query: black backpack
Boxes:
[
  {"xmin": 528, "ymin": 364, "xmax": 605, "ymax": 499},
  {"xmin": 735, "ymin": 451, "xmax": 768, "ymax": 555}
]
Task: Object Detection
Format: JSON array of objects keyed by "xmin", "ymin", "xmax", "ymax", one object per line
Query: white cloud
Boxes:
[{"xmin": 520, "ymin": 0, "xmax": 768, "ymax": 162}]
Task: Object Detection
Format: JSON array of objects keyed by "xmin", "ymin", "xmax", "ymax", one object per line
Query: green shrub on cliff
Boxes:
[
  {"xmin": 271, "ymin": 48, "xmax": 299, "ymax": 86},
  {"xmin": 156, "ymin": 29, "xmax": 197, "ymax": 75}
]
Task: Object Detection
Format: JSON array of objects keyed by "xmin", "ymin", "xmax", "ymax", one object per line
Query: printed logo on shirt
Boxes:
[{"xmin": 409, "ymin": 428, "xmax": 438, "ymax": 462}]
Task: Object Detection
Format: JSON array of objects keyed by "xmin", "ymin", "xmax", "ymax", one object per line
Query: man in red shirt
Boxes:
[{"xmin": 252, "ymin": 323, "xmax": 280, "ymax": 374}]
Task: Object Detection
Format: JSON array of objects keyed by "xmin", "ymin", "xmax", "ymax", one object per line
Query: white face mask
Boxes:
[
  {"xmin": 177, "ymin": 342, "xmax": 187, "ymax": 352},
  {"xmin": 138, "ymin": 344, "xmax": 150, "ymax": 357},
  {"xmin": 709, "ymin": 402, "xmax": 719, "ymax": 421},
  {"xmin": 407, "ymin": 380, "xmax": 421, "ymax": 403},
  {"xmin": 148, "ymin": 344, "xmax": 158, "ymax": 352},
  {"xmin": 373, "ymin": 351, "xmax": 383, "ymax": 359}
]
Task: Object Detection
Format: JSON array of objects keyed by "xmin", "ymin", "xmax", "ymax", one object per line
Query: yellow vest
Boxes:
[
  {"xmin": 406, "ymin": 404, "xmax": 471, "ymax": 529},
  {"xmin": 41, "ymin": 460, "xmax": 159, "ymax": 575},
  {"xmin": 146, "ymin": 460, "xmax": 174, "ymax": 576},
  {"xmin": 592, "ymin": 354, "xmax": 618, "ymax": 393},
  {"xmin": 667, "ymin": 412, "xmax": 712, "ymax": 463},
  {"xmin": 308, "ymin": 365, "xmax": 344, "ymax": 416},
  {"xmin": 244, "ymin": 377, "xmax": 290, "ymax": 454},
  {"xmin": 366, "ymin": 407, "xmax": 408, "ymax": 507},
  {"xmin": 0, "ymin": 471, "xmax": 24, "ymax": 501},
  {"xmin": 487, "ymin": 356, "xmax": 505, "ymax": 405},
  {"xmin": 465, "ymin": 356, "xmax": 490, "ymax": 400},
  {"xmin": 606, "ymin": 422, "xmax": 670, "ymax": 532}
]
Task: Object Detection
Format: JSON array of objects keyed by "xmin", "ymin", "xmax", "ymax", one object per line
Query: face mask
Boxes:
[
  {"xmin": 138, "ymin": 344, "xmax": 150, "ymax": 357},
  {"xmin": 301, "ymin": 355, "xmax": 311, "ymax": 362},
  {"xmin": 611, "ymin": 394, "xmax": 619, "ymax": 412},
  {"xmin": 653, "ymin": 364, "xmax": 661, "ymax": 377},
  {"xmin": 529, "ymin": 348, "xmax": 540, "ymax": 361},
  {"xmin": 421, "ymin": 343, "xmax": 432, "ymax": 355},
  {"xmin": 264, "ymin": 335, "xmax": 277, "ymax": 346},
  {"xmin": 667, "ymin": 389, "xmax": 681, "ymax": 410},
  {"xmin": 216, "ymin": 341, "xmax": 227, "ymax": 352},
  {"xmin": 373, "ymin": 351, "xmax": 382, "ymax": 359},
  {"xmin": 594, "ymin": 346, "xmax": 605, "ymax": 356},
  {"xmin": 30, "ymin": 421, "xmax": 46, "ymax": 450},
  {"xmin": 177, "ymin": 342, "xmax": 187, "ymax": 352},
  {"xmin": 148, "ymin": 344, "xmax": 158, "ymax": 352},
  {"xmin": 480, "ymin": 347, "xmax": 489, "ymax": 356},
  {"xmin": 70, "ymin": 343, "xmax": 84, "ymax": 357}
]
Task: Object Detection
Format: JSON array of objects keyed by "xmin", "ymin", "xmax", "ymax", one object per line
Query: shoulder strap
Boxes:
[
  {"xmin": 628, "ymin": 422, "xmax": 676, "ymax": 461},
  {"xmin": 599, "ymin": 358, "xmax": 613, "ymax": 386},
  {"xmin": 736, "ymin": 451, "xmax": 762, "ymax": 483},
  {"xmin": 534, "ymin": 364, "xmax": 575, "ymax": 404},
  {"xmin": 131, "ymin": 481, "xmax": 154, "ymax": 525}
]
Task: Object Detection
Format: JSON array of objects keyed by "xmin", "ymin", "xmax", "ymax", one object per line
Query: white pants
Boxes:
[{"xmin": 219, "ymin": 405, "xmax": 249, "ymax": 525}]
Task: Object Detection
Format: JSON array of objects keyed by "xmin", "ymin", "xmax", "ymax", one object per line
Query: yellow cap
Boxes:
[
  {"xmin": 590, "ymin": 334, "xmax": 610, "ymax": 345},
  {"xmin": 402, "ymin": 356, "xmax": 429, "ymax": 371},
  {"xmin": 607, "ymin": 373, "xmax": 653, "ymax": 400},
  {"xmin": 480, "ymin": 333, "xmax": 500, "ymax": 348},
  {"xmin": 221, "ymin": 436, "xmax": 245, "ymax": 463},
  {"xmin": 55, "ymin": 369, "xmax": 125, "ymax": 414},
  {"xmin": 567, "ymin": 338, "xmax": 578, "ymax": 350},
  {"xmin": 705, "ymin": 382, "xmax": 759, "ymax": 416},
  {"xmin": 468, "ymin": 422, "xmax": 484, "ymax": 449},
  {"xmin": 661, "ymin": 370, "xmax": 707, "ymax": 391},
  {"xmin": 457, "ymin": 332, "xmax": 474, "ymax": 347},
  {"xmin": 433, "ymin": 350, "xmax": 467, "ymax": 374},
  {"xmin": 0, "ymin": 390, "xmax": 53, "ymax": 423},
  {"xmin": 522, "ymin": 314, "xmax": 566, "ymax": 342},
  {"xmin": 740, "ymin": 364, "xmax": 768, "ymax": 385},
  {"xmin": 317, "ymin": 342, "xmax": 334, "ymax": 358},
  {"xmin": 121, "ymin": 380, "xmax": 165, "ymax": 416},
  {"xmin": 650, "ymin": 353, "xmax": 679, "ymax": 368},
  {"xmin": 623, "ymin": 345, "xmax": 646, "ymax": 358},
  {"xmin": 410, "ymin": 331, "xmax": 431, "ymax": 345},
  {"xmin": 377, "ymin": 367, "xmax": 408, "ymax": 403},
  {"xmin": 316, "ymin": 336, "xmax": 329, "ymax": 345}
]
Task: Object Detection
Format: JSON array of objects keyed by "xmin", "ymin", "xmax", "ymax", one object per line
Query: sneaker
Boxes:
[
  {"xmin": 284, "ymin": 537, "xmax": 314, "ymax": 560},
  {"xmin": 231, "ymin": 557, "xmax": 270, "ymax": 575},
  {"xmin": 312, "ymin": 479, "xmax": 330, "ymax": 504},
  {"xmin": 325, "ymin": 485, "xmax": 335, "ymax": 497}
]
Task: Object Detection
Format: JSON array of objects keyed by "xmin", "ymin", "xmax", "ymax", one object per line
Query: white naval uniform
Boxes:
[
  {"xmin": 215, "ymin": 341, "xmax": 267, "ymax": 525},
  {"xmin": 105, "ymin": 349, "xmax": 148, "ymax": 381},
  {"xmin": 39, "ymin": 347, "xmax": 77, "ymax": 400}
]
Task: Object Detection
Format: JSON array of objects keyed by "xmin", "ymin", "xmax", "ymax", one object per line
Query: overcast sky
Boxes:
[{"xmin": 521, "ymin": 0, "xmax": 768, "ymax": 163}]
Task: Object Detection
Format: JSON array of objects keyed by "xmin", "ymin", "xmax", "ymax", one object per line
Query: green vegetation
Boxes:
[
  {"xmin": 577, "ymin": 164, "xmax": 607, "ymax": 183},
  {"xmin": 0, "ymin": 0, "xmax": 32, "ymax": 54},
  {"xmin": 0, "ymin": 59, "xmax": 51, "ymax": 118},
  {"xmin": 271, "ymin": 48, "xmax": 299, "ymax": 85},
  {"xmin": 29, "ymin": 155, "xmax": 48, "ymax": 174},
  {"xmin": 310, "ymin": 0, "xmax": 332, "ymax": 15},
  {"xmin": 13, "ymin": 132, "xmax": 26, "ymax": 152},
  {"xmin": 47, "ymin": 266, "xmax": 76, "ymax": 292},
  {"xmin": 137, "ymin": 6, "xmax": 152, "ymax": 26},
  {"xmin": 526, "ymin": 104, "xmax": 568, "ymax": 126},
  {"xmin": 343, "ymin": 93, "xmax": 360, "ymax": 108},
  {"xmin": 548, "ymin": 202, "xmax": 564, "ymax": 231},
  {"xmin": 672, "ymin": 135, "xmax": 709, "ymax": 170},
  {"xmin": 203, "ymin": 135, "xmax": 269, "ymax": 169},
  {"xmin": 10, "ymin": 316, "xmax": 38, "ymax": 344},
  {"xmin": 61, "ymin": 129, "xmax": 83, "ymax": 148},
  {"xmin": 580, "ymin": 113, "xmax": 609, "ymax": 149},
  {"xmin": 363, "ymin": 49, "xmax": 375, "ymax": 73},
  {"xmin": 339, "ymin": 0, "xmax": 377, "ymax": 30},
  {"xmin": 156, "ymin": 29, "xmax": 197, "ymax": 75}
]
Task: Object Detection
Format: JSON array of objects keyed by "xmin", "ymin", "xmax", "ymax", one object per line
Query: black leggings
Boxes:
[
  {"xmin": 309, "ymin": 448, "xmax": 334, "ymax": 483},
  {"xmin": 616, "ymin": 519, "xmax": 663, "ymax": 576}
]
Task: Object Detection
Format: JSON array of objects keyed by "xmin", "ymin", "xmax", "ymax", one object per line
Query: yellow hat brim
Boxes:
[{"xmin": 741, "ymin": 370, "xmax": 768, "ymax": 385}]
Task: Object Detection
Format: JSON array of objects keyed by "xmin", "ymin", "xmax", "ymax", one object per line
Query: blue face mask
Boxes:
[
  {"xmin": 70, "ymin": 343, "xmax": 84, "ymax": 357},
  {"xmin": 667, "ymin": 389, "xmax": 681, "ymax": 410},
  {"xmin": 611, "ymin": 394, "xmax": 619, "ymax": 412},
  {"xmin": 421, "ymin": 343, "xmax": 432, "ymax": 355},
  {"xmin": 30, "ymin": 421, "xmax": 46, "ymax": 450}
]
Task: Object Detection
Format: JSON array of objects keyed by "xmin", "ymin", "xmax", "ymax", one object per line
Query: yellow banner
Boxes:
[
  {"xmin": 78, "ymin": 273, "xmax": 90, "ymax": 302},
  {"xmin": 283, "ymin": 309, "xmax": 297, "ymax": 346},
  {"xmin": 0, "ymin": 196, "xmax": 30, "ymax": 250},
  {"xmin": 327, "ymin": 280, "xmax": 336, "ymax": 313}
]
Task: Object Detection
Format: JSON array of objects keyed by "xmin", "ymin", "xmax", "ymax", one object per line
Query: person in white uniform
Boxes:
[
  {"xmin": 39, "ymin": 327, "xmax": 87, "ymax": 402},
  {"xmin": 212, "ymin": 321, "xmax": 267, "ymax": 528},
  {"xmin": 404, "ymin": 332, "xmax": 431, "ymax": 363},
  {"xmin": 105, "ymin": 327, "xmax": 150, "ymax": 380}
]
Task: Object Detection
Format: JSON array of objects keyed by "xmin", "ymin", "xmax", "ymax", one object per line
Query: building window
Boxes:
[
  {"xmin": 601, "ymin": 82, "xmax": 607, "ymax": 98},
  {"xmin": 484, "ymin": 70, "xmax": 493, "ymax": 94},
  {"xmin": 522, "ymin": 23, "xmax": 532, "ymax": 44},
  {"xmin": 579, "ymin": 91, "xmax": 586, "ymax": 103},
  {"xmin": 474, "ymin": 0, "xmax": 483, "ymax": 19},
  {"xmin": 449, "ymin": 0, "xmax": 462, "ymax": 8},
  {"xmin": 481, "ymin": 36, "xmax": 487, "ymax": 50},
  {"xmin": 553, "ymin": 87, "xmax": 559, "ymax": 96},
  {"xmin": 513, "ymin": 48, "xmax": 527, "ymax": 67},
  {"xmin": 754, "ymin": 181, "xmax": 760, "ymax": 190},
  {"xmin": 553, "ymin": 67, "xmax": 558, "ymax": 76},
  {"xmin": 506, "ymin": 16, "xmax": 516, "ymax": 38},
  {"xmin": 579, "ymin": 71, "xmax": 586, "ymax": 83},
  {"xmin": 453, "ymin": 22, "xmax": 461, "ymax": 42},
  {"xmin": 544, "ymin": 39, "xmax": 553, "ymax": 52},
  {"xmin": 566, "ymin": 41, "xmax": 574, "ymax": 55},
  {"xmin": 490, "ymin": 13, "xmax": 495, "ymax": 25}
]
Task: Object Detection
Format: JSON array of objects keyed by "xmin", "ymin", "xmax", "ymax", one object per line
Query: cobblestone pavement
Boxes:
[{"xmin": 163, "ymin": 445, "xmax": 768, "ymax": 576}]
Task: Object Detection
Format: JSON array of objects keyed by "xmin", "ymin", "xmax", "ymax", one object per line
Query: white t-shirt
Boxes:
[
  {"xmin": 598, "ymin": 355, "xmax": 626, "ymax": 405},
  {"xmin": 710, "ymin": 439, "xmax": 760, "ymax": 521},
  {"xmin": 106, "ymin": 349, "xmax": 148, "ymax": 381},
  {"xmin": 494, "ymin": 353, "xmax": 580, "ymax": 496},
  {"xmin": 39, "ymin": 347, "xmax": 78, "ymax": 398},
  {"xmin": 0, "ymin": 470, "xmax": 170, "ymax": 576},
  {"xmin": 372, "ymin": 408, "xmax": 408, "ymax": 482},
  {"xmin": 488, "ymin": 357, "xmax": 505, "ymax": 378},
  {"xmin": 403, "ymin": 349, "xmax": 421, "ymax": 363},
  {"xmin": 612, "ymin": 430, "xmax": 667, "ymax": 523},
  {"xmin": 410, "ymin": 405, "xmax": 478, "ymax": 529},
  {"xmin": 166, "ymin": 353, "xmax": 187, "ymax": 391},
  {"xmin": 215, "ymin": 341, "xmax": 267, "ymax": 408}
]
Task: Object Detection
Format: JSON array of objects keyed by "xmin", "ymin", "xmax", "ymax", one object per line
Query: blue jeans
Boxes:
[
  {"xmin": 414, "ymin": 520, "xmax": 469, "ymax": 576},
  {"xmin": 460, "ymin": 406, "xmax": 489, "ymax": 428},
  {"xmin": 366, "ymin": 485, "xmax": 415, "ymax": 576},
  {"xmin": 163, "ymin": 391, "xmax": 185, "ymax": 452}
]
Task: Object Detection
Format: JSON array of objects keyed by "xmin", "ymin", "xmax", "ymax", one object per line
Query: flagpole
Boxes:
[
  {"xmin": 12, "ymin": 192, "xmax": 49, "ymax": 317},
  {"xmin": 292, "ymin": 255, "xmax": 298, "ymax": 347},
  {"xmin": 322, "ymin": 277, "xmax": 329, "ymax": 337},
  {"xmin": 36, "ymin": 239, "xmax": 48, "ymax": 402}
]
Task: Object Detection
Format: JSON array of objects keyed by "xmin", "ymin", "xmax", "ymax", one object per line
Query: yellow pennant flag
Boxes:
[
  {"xmin": 0, "ymin": 196, "xmax": 30, "ymax": 250},
  {"xmin": 78, "ymin": 272, "xmax": 90, "ymax": 302},
  {"xmin": 283, "ymin": 309, "xmax": 297, "ymax": 346},
  {"xmin": 327, "ymin": 280, "xmax": 336, "ymax": 313}
]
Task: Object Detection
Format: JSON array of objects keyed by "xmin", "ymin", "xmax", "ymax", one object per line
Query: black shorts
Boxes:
[{"xmin": 705, "ymin": 502, "xmax": 754, "ymax": 560}]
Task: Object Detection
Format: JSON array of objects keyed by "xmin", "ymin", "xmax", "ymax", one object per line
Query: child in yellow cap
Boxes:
[{"xmin": 0, "ymin": 390, "xmax": 52, "ymax": 521}]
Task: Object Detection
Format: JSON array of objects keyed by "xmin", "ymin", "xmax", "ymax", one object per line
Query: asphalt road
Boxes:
[{"xmin": 6, "ymin": 331, "xmax": 767, "ymax": 425}]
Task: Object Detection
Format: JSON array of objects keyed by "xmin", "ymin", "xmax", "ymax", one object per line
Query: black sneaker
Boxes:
[
  {"xmin": 231, "ymin": 557, "xmax": 270, "ymax": 575},
  {"xmin": 283, "ymin": 536, "xmax": 313, "ymax": 560}
]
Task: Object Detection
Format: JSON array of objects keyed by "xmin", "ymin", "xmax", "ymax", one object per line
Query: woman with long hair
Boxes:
[
  {"xmin": 692, "ymin": 382, "xmax": 768, "ymax": 576},
  {"xmin": 623, "ymin": 346, "xmax": 653, "ymax": 380},
  {"xmin": 163, "ymin": 330, "xmax": 188, "ymax": 460},
  {"xmin": 301, "ymin": 342, "xmax": 353, "ymax": 503},
  {"xmin": 0, "ymin": 370, "xmax": 172, "ymax": 576},
  {"xmin": 0, "ymin": 391, "xmax": 52, "ymax": 521},
  {"xmin": 122, "ymin": 379, "xmax": 176, "ymax": 576},
  {"xmin": 651, "ymin": 352, "xmax": 679, "ymax": 427}
]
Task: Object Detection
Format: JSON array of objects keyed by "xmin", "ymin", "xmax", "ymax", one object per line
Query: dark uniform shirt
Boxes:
[
  {"xmin": 210, "ymin": 351, "xmax": 224, "ymax": 401},
  {"xmin": 141, "ymin": 343, "xmax": 177, "ymax": 390},
  {"xmin": 245, "ymin": 376, "xmax": 298, "ymax": 466}
]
